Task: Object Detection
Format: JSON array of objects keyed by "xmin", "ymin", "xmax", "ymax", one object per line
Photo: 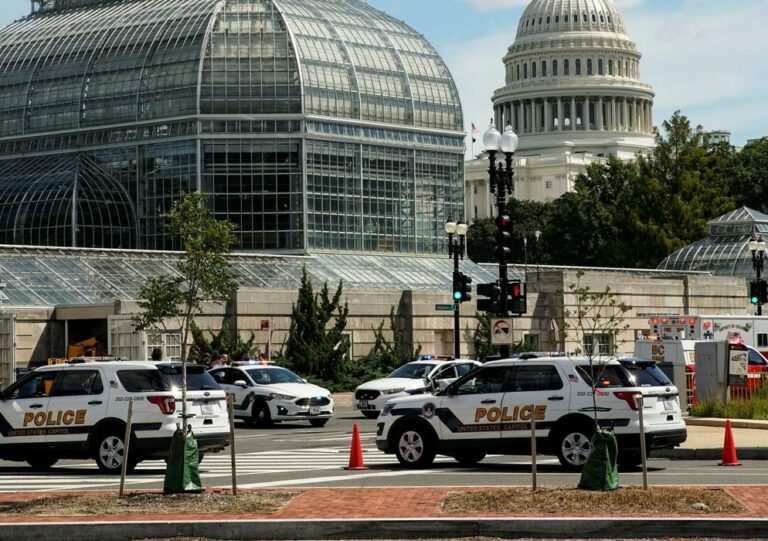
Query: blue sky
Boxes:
[{"xmin": 2, "ymin": 0, "xmax": 766, "ymax": 148}]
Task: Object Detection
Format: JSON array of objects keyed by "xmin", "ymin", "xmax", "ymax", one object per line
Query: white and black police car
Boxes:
[
  {"xmin": 375, "ymin": 356, "xmax": 687, "ymax": 469},
  {"xmin": 0, "ymin": 361, "xmax": 230, "ymax": 473}
]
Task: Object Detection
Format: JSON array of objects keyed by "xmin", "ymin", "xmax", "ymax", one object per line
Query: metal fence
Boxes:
[{"xmin": 687, "ymin": 371, "xmax": 768, "ymax": 405}]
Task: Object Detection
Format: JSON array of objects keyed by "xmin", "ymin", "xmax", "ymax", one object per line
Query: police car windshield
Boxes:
[
  {"xmin": 389, "ymin": 362, "xmax": 438, "ymax": 379},
  {"xmin": 246, "ymin": 367, "xmax": 304, "ymax": 385},
  {"xmin": 156, "ymin": 365, "xmax": 221, "ymax": 391}
]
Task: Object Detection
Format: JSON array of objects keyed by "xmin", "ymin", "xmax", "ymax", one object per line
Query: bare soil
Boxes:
[
  {"xmin": 442, "ymin": 487, "xmax": 746, "ymax": 515},
  {"xmin": 1, "ymin": 491, "xmax": 296, "ymax": 516}
]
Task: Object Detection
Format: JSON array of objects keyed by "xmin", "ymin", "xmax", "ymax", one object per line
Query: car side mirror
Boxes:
[
  {"xmin": 435, "ymin": 380, "xmax": 451, "ymax": 392},
  {"xmin": 233, "ymin": 380, "xmax": 248, "ymax": 388}
]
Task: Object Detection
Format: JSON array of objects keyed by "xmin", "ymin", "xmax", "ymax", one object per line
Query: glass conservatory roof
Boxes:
[
  {"xmin": 657, "ymin": 207, "xmax": 768, "ymax": 277},
  {"xmin": 0, "ymin": 246, "xmax": 498, "ymax": 307}
]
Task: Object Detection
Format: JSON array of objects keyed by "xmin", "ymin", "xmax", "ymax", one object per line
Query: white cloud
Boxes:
[{"xmin": 442, "ymin": 0, "xmax": 766, "ymax": 150}]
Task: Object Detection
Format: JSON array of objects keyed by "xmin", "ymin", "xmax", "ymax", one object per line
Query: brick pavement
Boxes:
[{"xmin": 0, "ymin": 486, "xmax": 768, "ymax": 523}]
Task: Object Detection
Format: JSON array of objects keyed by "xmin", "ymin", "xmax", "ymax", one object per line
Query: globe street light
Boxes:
[
  {"xmin": 446, "ymin": 218, "xmax": 468, "ymax": 358},
  {"xmin": 483, "ymin": 120, "xmax": 519, "ymax": 358}
]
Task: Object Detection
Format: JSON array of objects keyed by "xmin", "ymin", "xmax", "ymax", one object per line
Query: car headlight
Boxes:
[
  {"xmin": 268, "ymin": 393, "xmax": 295, "ymax": 400},
  {"xmin": 382, "ymin": 388, "xmax": 406, "ymax": 395},
  {"xmin": 381, "ymin": 403, "xmax": 395, "ymax": 417}
]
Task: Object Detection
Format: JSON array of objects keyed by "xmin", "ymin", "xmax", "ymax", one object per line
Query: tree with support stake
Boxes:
[{"xmin": 133, "ymin": 191, "xmax": 237, "ymax": 494}]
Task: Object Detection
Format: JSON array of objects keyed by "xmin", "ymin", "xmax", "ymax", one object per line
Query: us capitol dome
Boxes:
[
  {"xmin": 0, "ymin": 0, "xmax": 464, "ymax": 254},
  {"xmin": 467, "ymin": 0, "xmax": 655, "ymax": 211}
]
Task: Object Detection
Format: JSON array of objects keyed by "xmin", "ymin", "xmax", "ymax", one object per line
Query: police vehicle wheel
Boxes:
[
  {"xmin": 95, "ymin": 431, "xmax": 136, "ymax": 474},
  {"xmin": 394, "ymin": 425, "xmax": 436, "ymax": 468},
  {"xmin": 453, "ymin": 451, "xmax": 486, "ymax": 466},
  {"xmin": 556, "ymin": 424, "xmax": 594, "ymax": 470},
  {"xmin": 309, "ymin": 419, "xmax": 328, "ymax": 427},
  {"xmin": 26, "ymin": 456, "xmax": 58, "ymax": 470},
  {"xmin": 362, "ymin": 411, "xmax": 379, "ymax": 419},
  {"xmin": 252, "ymin": 401, "xmax": 273, "ymax": 427}
]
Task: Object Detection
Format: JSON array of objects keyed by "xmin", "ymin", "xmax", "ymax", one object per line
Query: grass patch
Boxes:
[
  {"xmin": 1, "ymin": 491, "xmax": 297, "ymax": 516},
  {"xmin": 442, "ymin": 487, "xmax": 745, "ymax": 515},
  {"xmin": 691, "ymin": 397, "xmax": 768, "ymax": 420}
]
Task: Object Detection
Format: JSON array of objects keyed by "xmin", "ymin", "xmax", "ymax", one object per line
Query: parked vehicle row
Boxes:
[{"xmin": 0, "ymin": 355, "xmax": 687, "ymax": 473}]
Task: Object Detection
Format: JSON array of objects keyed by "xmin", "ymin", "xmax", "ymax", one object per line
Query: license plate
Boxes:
[
  {"xmin": 310, "ymin": 407, "xmax": 321, "ymax": 415},
  {"xmin": 663, "ymin": 399, "xmax": 676, "ymax": 412},
  {"xmin": 201, "ymin": 403, "xmax": 214, "ymax": 417},
  {"xmin": 358, "ymin": 400, "xmax": 368, "ymax": 409}
]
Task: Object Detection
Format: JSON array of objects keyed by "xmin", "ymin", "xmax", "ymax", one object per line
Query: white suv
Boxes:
[
  {"xmin": 0, "ymin": 361, "xmax": 230, "ymax": 473},
  {"xmin": 375, "ymin": 356, "xmax": 687, "ymax": 470},
  {"xmin": 353, "ymin": 359, "xmax": 481, "ymax": 418}
]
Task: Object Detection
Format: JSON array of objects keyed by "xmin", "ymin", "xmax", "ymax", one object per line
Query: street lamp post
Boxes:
[
  {"xmin": 483, "ymin": 120, "xmax": 518, "ymax": 358},
  {"xmin": 446, "ymin": 218, "xmax": 468, "ymax": 359},
  {"xmin": 750, "ymin": 235, "xmax": 766, "ymax": 315}
]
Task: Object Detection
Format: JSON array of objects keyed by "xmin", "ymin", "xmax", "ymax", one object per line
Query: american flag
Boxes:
[{"xmin": 471, "ymin": 122, "xmax": 480, "ymax": 134}]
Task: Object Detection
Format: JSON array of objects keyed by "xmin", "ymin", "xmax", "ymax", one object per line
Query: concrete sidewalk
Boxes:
[{"xmin": 657, "ymin": 417, "xmax": 768, "ymax": 460}]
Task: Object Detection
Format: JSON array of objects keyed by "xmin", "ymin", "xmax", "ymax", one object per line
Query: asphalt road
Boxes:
[{"xmin": 1, "ymin": 398, "xmax": 765, "ymax": 492}]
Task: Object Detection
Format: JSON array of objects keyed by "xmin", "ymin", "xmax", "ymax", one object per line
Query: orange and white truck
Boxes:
[{"xmin": 646, "ymin": 314, "xmax": 768, "ymax": 357}]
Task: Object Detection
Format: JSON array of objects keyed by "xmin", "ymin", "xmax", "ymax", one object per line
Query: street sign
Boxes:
[
  {"xmin": 491, "ymin": 318, "xmax": 514, "ymax": 345},
  {"xmin": 435, "ymin": 304, "xmax": 456, "ymax": 312},
  {"xmin": 260, "ymin": 319, "xmax": 270, "ymax": 330}
]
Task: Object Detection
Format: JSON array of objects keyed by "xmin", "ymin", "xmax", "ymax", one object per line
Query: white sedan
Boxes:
[
  {"xmin": 209, "ymin": 364, "xmax": 333, "ymax": 427},
  {"xmin": 353, "ymin": 359, "xmax": 480, "ymax": 418}
]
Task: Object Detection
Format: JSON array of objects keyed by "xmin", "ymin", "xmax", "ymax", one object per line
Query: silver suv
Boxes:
[{"xmin": 0, "ymin": 361, "xmax": 230, "ymax": 473}]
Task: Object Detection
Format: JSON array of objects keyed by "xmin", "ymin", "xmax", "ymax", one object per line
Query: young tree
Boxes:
[
  {"xmin": 284, "ymin": 266, "xmax": 350, "ymax": 383},
  {"xmin": 561, "ymin": 271, "xmax": 631, "ymax": 490},
  {"xmin": 133, "ymin": 192, "xmax": 237, "ymax": 433}
]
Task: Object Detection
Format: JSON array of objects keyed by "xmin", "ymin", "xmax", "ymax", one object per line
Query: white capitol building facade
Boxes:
[{"xmin": 466, "ymin": 0, "xmax": 656, "ymax": 219}]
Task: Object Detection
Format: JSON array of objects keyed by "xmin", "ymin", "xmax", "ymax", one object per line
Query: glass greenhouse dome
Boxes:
[
  {"xmin": 657, "ymin": 207, "xmax": 768, "ymax": 277},
  {"xmin": 0, "ymin": 0, "xmax": 465, "ymax": 254}
]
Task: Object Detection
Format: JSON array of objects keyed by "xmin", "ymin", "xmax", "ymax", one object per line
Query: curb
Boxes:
[
  {"xmin": 686, "ymin": 417, "xmax": 768, "ymax": 430},
  {"xmin": 2, "ymin": 517, "xmax": 768, "ymax": 541},
  {"xmin": 654, "ymin": 447, "xmax": 768, "ymax": 460}
]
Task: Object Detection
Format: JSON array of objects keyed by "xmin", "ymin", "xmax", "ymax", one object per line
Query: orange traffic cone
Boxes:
[
  {"xmin": 719, "ymin": 419, "xmax": 741, "ymax": 466},
  {"xmin": 344, "ymin": 423, "xmax": 368, "ymax": 470}
]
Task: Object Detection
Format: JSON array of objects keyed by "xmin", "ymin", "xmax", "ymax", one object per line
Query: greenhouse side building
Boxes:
[{"xmin": 0, "ymin": 0, "xmax": 465, "ymax": 254}]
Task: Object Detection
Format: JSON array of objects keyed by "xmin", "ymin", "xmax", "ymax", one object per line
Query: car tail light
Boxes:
[
  {"xmin": 148, "ymin": 395, "xmax": 176, "ymax": 414},
  {"xmin": 614, "ymin": 391, "xmax": 641, "ymax": 411}
]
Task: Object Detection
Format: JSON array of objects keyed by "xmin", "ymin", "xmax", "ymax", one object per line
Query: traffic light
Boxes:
[
  {"xmin": 496, "ymin": 214, "xmax": 513, "ymax": 263},
  {"xmin": 477, "ymin": 281, "xmax": 501, "ymax": 313},
  {"xmin": 509, "ymin": 279, "xmax": 527, "ymax": 315},
  {"xmin": 751, "ymin": 280, "xmax": 762, "ymax": 305},
  {"xmin": 453, "ymin": 271, "xmax": 472, "ymax": 303},
  {"xmin": 761, "ymin": 280, "xmax": 768, "ymax": 304}
]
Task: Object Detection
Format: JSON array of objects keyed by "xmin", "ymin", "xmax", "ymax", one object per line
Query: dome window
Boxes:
[
  {"xmin": 598, "ymin": 59, "xmax": 604, "ymax": 75},
  {"xmin": 553, "ymin": 60, "xmax": 558, "ymax": 76},
  {"xmin": 583, "ymin": 13, "xmax": 588, "ymax": 23},
  {"xmin": 532, "ymin": 62, "xmax": 537, "ymax": 78},
  {"xmin": 524, "ymin": 64, "xmax": 528, "ymax": 79},
  {"xmin": 592, "ymin": 14, "xmax": 596, "ymax": 23},
  {"xmin": 546, "ymin": 16, "xmax": 551, "ymax": 24},
  {"xmin": 517, "ymin": 64, "xmax": 521, "ymax": 80},
  {"xmin": 564, "ymin": 15, "xmax": 568, "ymax": 22},
  {"xmin": 573, "ymin": 13, "xmax": 578, "ymax": 23},
  {"xmin": 607, "ymin": 16, "xmax": 612, "ymax": 23},
  {"xmin": 575, "ymin": 59, "xmax": 581, "ymax": 75},
  {"xmin": 564, "ymin": 59, "xmax": 570, "ymax": 75},
  {"xmin": 555, "ymin": 15, "xmax": 560, "ymax": 23},
  {"xmin": 542, "ymin": 61, "xmax": 547, "ymax": 77},
  {"xmin": 608, "ymin": 59, "xmax": 613, "ymax": 75},
  {"xmin": 587, "ymin": 59, "xmax": 592, "ymax": 75},
  {"xmin": 600, "ymin": 14, "xmax": 605, "ymax": 23},
  {"xmin": 538, "ymin": 17, "xmax": 543, "ymax": 25}
]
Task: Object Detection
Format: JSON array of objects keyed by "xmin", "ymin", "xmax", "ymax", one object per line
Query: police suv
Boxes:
[
  {"xmin": 0, "ymin": 361, "xmax": 230, "ymax": 473},
  {"xmin": 375, "ymin": 356, "xmax": 687, "ymax": 469}
]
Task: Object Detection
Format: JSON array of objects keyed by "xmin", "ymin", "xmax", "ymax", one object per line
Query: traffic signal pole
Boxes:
[
  {"xmin": 488, "ymin": 149, "xmax": 513, "ymax": 359},
  {"xmin": 453, "ymin": 250, "xmax": 461, "ymax": 359}
]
